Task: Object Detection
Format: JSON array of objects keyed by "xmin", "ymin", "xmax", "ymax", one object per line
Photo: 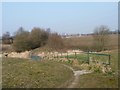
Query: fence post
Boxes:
[
  {"xmin": 75, "ymin": 52, "xmax": 77, "ymax": 59},
  {"xmin": 57, "ymin": 53, "xmax": 58, "ymax": 58},
  {"xmin": 108, "ymin": 55, "xmax": 110, "ymax": 65},
  {"xmin": 53, "ymin": 53, "xmax": 55, "ymax": 58},
  {"xmin": 61, "ymin": 52, "xmax": 62, "ymax": 58},
  {"xmin": 87, "ymin": 51, "xmax": 89, "ymax": 64},
  {"xmin": 67, "ymin": 52, "xmax": 68, "ymax": 59},
  {"xmin": 54, "ymin": 52, "xmax": 55, "ymax": 58},
  {"xmin": 48, "ymin": 52, "xmax": 49, "ymax": 59}
]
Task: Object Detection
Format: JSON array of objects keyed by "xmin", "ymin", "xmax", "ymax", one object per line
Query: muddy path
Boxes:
[{"xmin": 62, "ymin": 64, "xmax": 92, "ymax": 88}]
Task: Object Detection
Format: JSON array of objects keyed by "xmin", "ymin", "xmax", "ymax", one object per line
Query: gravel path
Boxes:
[{"xmin": 62, "ymin": 64, "xmax": 92, "ymax": 88}]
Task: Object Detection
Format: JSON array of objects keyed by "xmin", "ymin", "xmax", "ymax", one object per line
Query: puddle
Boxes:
[{"xmin": 31, "ymin": 56, "xmax": 41, "ymax": 60}]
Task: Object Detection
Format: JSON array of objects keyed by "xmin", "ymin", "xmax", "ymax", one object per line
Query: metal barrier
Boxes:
[
  {"xmin": 86, "ymin": 52, "xmax": 111, "ymax": 65},
  {"xmin": 51, "ymin": 51, "xmax": 111, "ymax": 65}
]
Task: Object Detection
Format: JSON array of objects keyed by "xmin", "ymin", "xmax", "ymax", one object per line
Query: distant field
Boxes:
[
  {"xmin": 63, "ymin": 34, "xmax": 118, "ymax": 50},
  {"xmin": 2, "ymin": 58, "xmax": 73, "ymax": 88}
]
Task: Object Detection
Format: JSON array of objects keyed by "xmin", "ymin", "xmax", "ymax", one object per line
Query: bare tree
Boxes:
[
  {"xmin": 47, "ymin": 33, "xmax": 64, "ymax": 50},
  {"xmin": 93, "ymin": 25, "xmax": 110, "ymax": 51},
  {"xmin": 2, "ymin": 32, "xmax": 12, "ymax": 44}
]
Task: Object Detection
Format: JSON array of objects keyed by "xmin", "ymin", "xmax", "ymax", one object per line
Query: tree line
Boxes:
[
  {"xmin": 2, "ymin": 27, "xmax": 64, "ymax": 52},
  {"xmin": 2, "ymin": 25, "xmax": 118, "ymax": 52}
]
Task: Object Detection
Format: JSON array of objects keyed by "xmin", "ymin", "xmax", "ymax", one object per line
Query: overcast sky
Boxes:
[{"xmin": 1, "ymin": 2, "xmax": 118, "ymax": 35}]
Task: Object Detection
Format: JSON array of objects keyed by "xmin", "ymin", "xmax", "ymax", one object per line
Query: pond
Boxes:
[{"xmin": 31, "ymin": 55, "xmax": 41, "ymax": 60}]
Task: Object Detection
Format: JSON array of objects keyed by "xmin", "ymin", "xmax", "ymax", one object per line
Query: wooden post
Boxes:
[
  {"xmin": 61, "ymin": 52, "xmax": 62, "ymax": 58},
  {"xmin": 87, "ymin": 51, "xmax": 89, "ymax": 64},
  {"xmin": 108, "ymin": 55, "xmax": 110, "ymax": 65},
  {"xmin": 48, "ymin": 53, "xmax": 49, "ymax": 59},
  {"xmin": 57, "ymin": 53, "xmax": 58, "ymax": 58},
  {"xmin": 53, "ymin": 53, "xmax": 55, "ymax": 58},
  {"xmin": 75, "ymin": 52, "xmax": 77, "ymax": 59},
  {"xmin": 52, "ymin": 53, "xmax": 54, "ymax": 58},
  {"xmin": 67, "ymin": 52, "xmax": 68, "ymax": 59}
]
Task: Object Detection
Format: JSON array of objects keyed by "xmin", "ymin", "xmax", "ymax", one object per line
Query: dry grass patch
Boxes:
[{"xmin": 2, "ymin": 58, "xmax": 74, "ymax": 88}]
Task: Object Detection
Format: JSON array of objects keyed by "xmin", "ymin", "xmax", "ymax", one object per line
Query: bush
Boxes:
[
  {"xmin": 13, "ymin": 27, "xmax": 49, "ymax": 52},
  {"xmin": 13, "ymin": 28, "xmax": 31, "ymax": 52},
  {"xmin": 47, "ymin": 33, "xmax": 64, "ymax": 50},
  {"xmin": 29, "ymin": 27, "xmax": 49, "ymax": 49}
]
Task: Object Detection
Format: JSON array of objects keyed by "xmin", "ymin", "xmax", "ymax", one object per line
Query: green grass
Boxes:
[
  {"xmin": 2, "ymin": 49, "xmax": 118, "ymax": 88},
  {"xmin": 58, "ymin": 50, "xmax": 118, "ymax": 88},
  {"xmin": 58, "ymin": 53, "xmax": 88, "ymax": 63},
  {"xmin": 76, "ymin": 50, "xmax": 118, "ymax": 88},
  {"xmin": 77, "ymin": 73, "xmax": 118, "ymax": 88},
  {"xmin": 2, "ymin": 58, "xmax": 74, "ymax": 88},
  {"xmin": 58, "ymin": 53, "xmax": 110, "ymax": 64}
]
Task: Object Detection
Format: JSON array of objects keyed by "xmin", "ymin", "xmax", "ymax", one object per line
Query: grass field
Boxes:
[
  {"xmin": 57, "ymin": 53, "xmax": 88, "ymax": 62},
  {"xmin": 2, "ymin": 58, "xmax": 74, "ymax": 88},
  {"xmin": 77, "ymin": 72, "xmax": 118, "ymax": 88},
  {"xmin": 63, "ymin": 34, "xmax": 118, "ymax": 50},
  {"xmin": 57, "ymin": 50, "xmax": 118, "ymax": 88},
  {"xmin": 57, "ymin": 52, "xmax": 112, "ymax": 65},
  {"xmin": 76, "ymin": 50, "xmax": 118, "ymax": 88},
  {"xmin": 2, "ymin": 49, "xmax": 118, "ymax": 88}
]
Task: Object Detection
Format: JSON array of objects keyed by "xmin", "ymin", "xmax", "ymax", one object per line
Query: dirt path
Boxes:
[{"xmin": 62, "ymin": 64, "xmax": 92, "ymax": 88}]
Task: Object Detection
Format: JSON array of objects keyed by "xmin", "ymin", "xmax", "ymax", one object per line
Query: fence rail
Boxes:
[
  {"xmin": 47, "ymin": 51, "xmax": 111, "ymax": 65},
  {"xmin": 87, "ymin": 52, "xmax": 111, "ymax": 65}
]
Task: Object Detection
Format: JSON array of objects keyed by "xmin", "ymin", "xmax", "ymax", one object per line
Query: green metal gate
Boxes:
[{"xmin": 86, "ymin": 52, "xmax": 111, "ymax": 65}]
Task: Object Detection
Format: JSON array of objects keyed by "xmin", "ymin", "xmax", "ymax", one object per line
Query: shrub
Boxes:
[
  {"xmin": 13, "ymin": 27, "xmax": 49, "ymax": 52},
  {"xmin": 29, "ymin": 27, "xmax": 49, "ymax": 49},
  {"xmin": 13, "ymin": 28, "xmax": 31, "ymax": 52},
  {"xmin": 47, "ymin": 33, "xmax": 64, "ymax": 50}
]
